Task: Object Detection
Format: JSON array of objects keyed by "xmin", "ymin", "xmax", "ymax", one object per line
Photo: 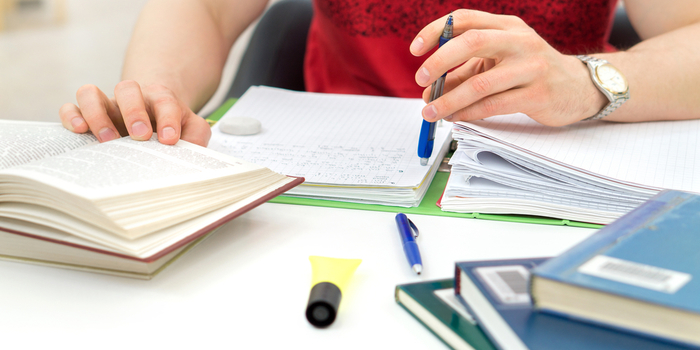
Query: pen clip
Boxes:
[{"xmin": 407, "ymin": 219, "xmax": 419, "ymax": 238}]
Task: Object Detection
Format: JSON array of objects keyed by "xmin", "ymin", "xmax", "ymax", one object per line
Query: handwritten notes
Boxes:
[{"xmin": 208, "ymin": 87, "xmax": 452, "ymax": 188}]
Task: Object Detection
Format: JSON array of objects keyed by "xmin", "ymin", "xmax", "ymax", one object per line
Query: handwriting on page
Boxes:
[
  {"xmin": 212, "ymin": 141, "xmax": 412, "ymax": 185},
  {"xmin": 208, "ymin": 87, "xmax": 451, "ymax": 187}
]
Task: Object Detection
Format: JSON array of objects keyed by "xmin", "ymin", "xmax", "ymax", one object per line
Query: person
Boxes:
[{"xmin": 58, "ymin": 0, "xmax": 700, "ymax": 148}]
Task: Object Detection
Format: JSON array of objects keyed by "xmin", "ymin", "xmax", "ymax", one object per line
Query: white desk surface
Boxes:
[{"xmin": 0, "ymin": 203, "xmax": 595, "ymax": 349}]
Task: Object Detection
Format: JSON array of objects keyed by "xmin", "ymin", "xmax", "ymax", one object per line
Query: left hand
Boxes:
[{"xmin": 410, "ymin": 9, "xmax": 607, "ymax": 126}]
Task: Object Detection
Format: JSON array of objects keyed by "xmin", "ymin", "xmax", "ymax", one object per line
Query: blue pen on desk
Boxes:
[
  {"xmin": 395, "ymin": 213, "xmax": 423, "ymax": 274},
  {"xmin": 418, "ymin": 14, "xmax": 453, "ymax": 166}
]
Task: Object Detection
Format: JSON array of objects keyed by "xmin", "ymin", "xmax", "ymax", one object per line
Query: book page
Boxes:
[
  {"xmin": 0, "ymin": 176, "xmax": 296, "ymax": 257},
  {"xmin": 208, "ymin": 86, "xmax": 452, "ymax": 188},
  {"xmin": 0, "ymin": 120, "xmax": 97, "ymax": 170},
  {"xmin": 456, "ymin": 115, "xmax": 700, "ymax": 192},
  {"xmin": 1, "ymin": 135, "xmax": 265, "ymax": 199}
]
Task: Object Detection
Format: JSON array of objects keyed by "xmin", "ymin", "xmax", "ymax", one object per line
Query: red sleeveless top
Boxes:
[{"xmin": 304, "ymin": 0, "xmax": 618, "ymax": 98}]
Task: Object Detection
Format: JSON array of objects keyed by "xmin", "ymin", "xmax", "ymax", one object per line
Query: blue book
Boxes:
[
  {"xmin": 455, "ymin": 258, "xmax": 692, "ymax": 350},
  {"xmin": 531, "ymin": 190, "xmax": 700, "ymax": 347}
]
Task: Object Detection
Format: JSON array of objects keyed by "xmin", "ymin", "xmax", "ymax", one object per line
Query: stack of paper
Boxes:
[
  {"xmin": 442, "ymin": 113, "xmax": 700, "ymax": 224},
  {"xmin": 208, "ymin": 87, "xmax": 453, "ymax": 207}
]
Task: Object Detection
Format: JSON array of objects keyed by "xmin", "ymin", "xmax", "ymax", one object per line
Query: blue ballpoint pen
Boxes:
[
  {"xmin": 418, "ymin": 14, "xmax": 453, "ymax": 166},
  {"xmin": 395, "ymin": 213, "xmax": 423, "ymax": 274}
]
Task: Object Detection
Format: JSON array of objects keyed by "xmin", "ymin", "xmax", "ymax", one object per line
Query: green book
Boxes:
[{"xmin": 395, "ymin": 279, "xmax": 496, "ymax": 350}]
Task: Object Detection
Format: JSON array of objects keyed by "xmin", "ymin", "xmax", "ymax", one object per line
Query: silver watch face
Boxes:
[{"xmin": 595, "ymin": 64, "xmax": 628, "ymax": 94}]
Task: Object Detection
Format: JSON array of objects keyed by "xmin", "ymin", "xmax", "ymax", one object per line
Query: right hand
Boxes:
[{"xmin": 59, "ymin": 80, "xmax": 212, "ymax": 147}]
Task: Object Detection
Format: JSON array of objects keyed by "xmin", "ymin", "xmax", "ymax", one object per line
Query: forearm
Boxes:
[
  {"xmin": 595, "ymin": 21, "xmax": 700, "ymax": 122},
  {"xmin": 122, "ymin": 0, "xmax": 267, "ymax": 112}
]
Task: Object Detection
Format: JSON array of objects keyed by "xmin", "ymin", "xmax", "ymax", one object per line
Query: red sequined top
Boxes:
[{"xmin": 304, "ymin": 0, "xmax": 618, "ymax": 98}]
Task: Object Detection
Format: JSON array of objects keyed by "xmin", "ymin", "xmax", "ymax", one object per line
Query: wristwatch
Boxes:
[{"xmin": 576, "ymin": 55, "xmax": 630, "ymax": 121}]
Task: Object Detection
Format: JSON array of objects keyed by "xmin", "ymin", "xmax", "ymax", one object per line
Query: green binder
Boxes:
[{"xmin": 206, "ymin": 98, "xmax": 602, "ymax": 229}]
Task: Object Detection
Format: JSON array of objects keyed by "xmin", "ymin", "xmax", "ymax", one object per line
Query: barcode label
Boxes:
[
  {"xmin": 474, "ymin": 265, "xmax": 531, "ymax": 304},
  {"xmin": 579, "ymin": 255, "xmax": 692, "ymax": 293}
]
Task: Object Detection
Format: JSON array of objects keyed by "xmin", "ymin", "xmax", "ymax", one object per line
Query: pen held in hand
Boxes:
[{"xmin": 418, "ymin": 14, "xmax": 453, "ymax": 166}]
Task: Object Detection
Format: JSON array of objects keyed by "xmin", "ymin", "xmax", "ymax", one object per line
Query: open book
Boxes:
[
  {"xmin": 207, "ymin": 86, "xmax": 453, "ymax": 207},
  {"xmin": 441, "ymin": 114, "xmax": 700, "ymax": 224},
  {"xmin": 0, "ymin": 120, "xmax": 302, "ymax": 278}
]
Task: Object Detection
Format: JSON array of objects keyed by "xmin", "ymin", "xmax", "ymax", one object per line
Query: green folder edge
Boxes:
[{"xmin": 207, "ymin": 98, "xmax": 602, "ymax": 229}]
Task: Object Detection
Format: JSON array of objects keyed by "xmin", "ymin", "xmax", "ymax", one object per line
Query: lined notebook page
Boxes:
[
  {"xmin": 208, "ymin": 87, "xmax": 451, "ymax": 187},
  {"xmin": 459, "ymin": 114, "xmax": 699, "ymax": 191}
]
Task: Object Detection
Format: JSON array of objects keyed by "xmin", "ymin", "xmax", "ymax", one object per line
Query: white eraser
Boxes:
[{"xmin": 219, "ymin": 116, "xmax": 262, "ymax": 135}]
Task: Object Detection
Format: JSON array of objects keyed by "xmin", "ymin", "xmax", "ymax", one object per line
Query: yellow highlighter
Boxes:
[{"xmin": 306, "ymin": 256, "xmax": 362, "ymax": 327}]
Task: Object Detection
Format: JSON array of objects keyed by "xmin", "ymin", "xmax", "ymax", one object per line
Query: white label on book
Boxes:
[
  {"xmin": 474, "ymin": 265, "xmax": 531, "ymax": 304},
  {"xmin": 578, "ymin": 255, "xmax": 692, "ymax": 293}
]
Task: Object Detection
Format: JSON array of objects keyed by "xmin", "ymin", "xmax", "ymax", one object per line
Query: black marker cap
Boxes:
[{"xmin": 305, "ymin": 282, "xmax": 342, "ymax": 327}]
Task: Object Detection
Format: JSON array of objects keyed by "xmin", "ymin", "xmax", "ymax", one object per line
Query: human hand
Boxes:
[
  {"xmin": 410, "ymin": 10, "xmax": 607, "ymax": 127},
  {"xmin": 59, "ymin": 81, "xmax": 211, "ymax": 146}
]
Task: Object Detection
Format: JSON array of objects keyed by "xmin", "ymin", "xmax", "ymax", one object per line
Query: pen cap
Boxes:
[{"xmin": 306, "ymin": 282, "xmax": 342, "ymax": 327}]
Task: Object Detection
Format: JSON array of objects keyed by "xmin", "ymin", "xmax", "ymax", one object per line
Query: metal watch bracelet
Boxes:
[{"xmin": 576, "ymin": 55, "xmax": 630, "ymax": 121}]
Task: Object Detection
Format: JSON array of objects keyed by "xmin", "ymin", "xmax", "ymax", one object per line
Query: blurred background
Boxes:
[
  {"xmin": 0, "ymin": 0, "xmax": 272, "ymax": 123},
  {"xmin": 1, "ymin": 0, "xmax": 636, "ymax": 125}
]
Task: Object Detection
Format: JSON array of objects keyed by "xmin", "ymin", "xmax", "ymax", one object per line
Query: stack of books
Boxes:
[{"xmin": 398, "ymin": 190, "xmax": 700, "ymax": 349}]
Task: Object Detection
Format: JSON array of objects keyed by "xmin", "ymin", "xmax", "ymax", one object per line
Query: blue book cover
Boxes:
[
  {"xmin": 531, "ymin": 190, "xmax": 700, "ymax": 346},
  {"xmin": 455, "ymin": 258, "xmax": 692, "ymax": 350}
]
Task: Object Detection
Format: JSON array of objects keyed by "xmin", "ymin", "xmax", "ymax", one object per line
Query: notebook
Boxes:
[
  {"xmin": 206, "ymin": 98, "xmax": 603, "ymax": 229},
  {"xmin": 443, "ymin": 114, "xmax": 700, "ymax": 224},
  {"xmin": 207, "ymin": 86, "xmax": 453, "ymax": 207}
]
